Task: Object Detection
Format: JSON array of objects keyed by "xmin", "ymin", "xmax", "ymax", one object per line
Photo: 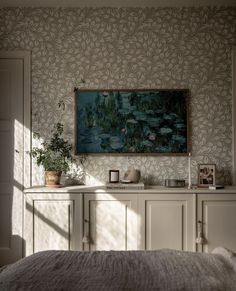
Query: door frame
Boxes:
[
  {"xmin": 233, "ymin": 47, "xmax": 236, "ymax": 185},
  {"xmin": 0, "ymin": 51, "xmax": 31, "ymax": 188}
]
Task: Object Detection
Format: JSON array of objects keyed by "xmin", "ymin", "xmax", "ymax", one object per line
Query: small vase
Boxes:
[{"xmin": 45, "ymin": 171, "xmax": 62, "ymax": 187}]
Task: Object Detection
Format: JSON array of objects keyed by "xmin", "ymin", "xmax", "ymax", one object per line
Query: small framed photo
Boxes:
[
  {"xmin": 198, "ymin": 164, "xmax": 216, "ymax": 187},
  {"xmin": 109, "ymin": 170, "xmax": 119, "ymax": 183}
]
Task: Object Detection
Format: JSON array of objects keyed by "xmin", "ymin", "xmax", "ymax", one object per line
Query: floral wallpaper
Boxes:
[{"xmin": 0, "ymin": 7, "xmax": 235, "ymax": 186}]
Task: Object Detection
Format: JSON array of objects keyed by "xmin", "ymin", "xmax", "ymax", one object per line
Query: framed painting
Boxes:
[{"xmin": 75, "ymin": 89, "xmax": 190, "ymax": 155}]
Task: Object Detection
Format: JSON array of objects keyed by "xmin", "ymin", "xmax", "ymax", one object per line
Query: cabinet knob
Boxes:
[
  {"xmin": 196, "ymin": 235, "xmax": 204, "ymax": 244},
  {"xmin": 82, "ymin": 235, "xmax": 90, "ymax": 244},
  {"xmin": 83, "ymin": 219, "xmax": 90, "ymax": 244},
  {"xmin": 196, "ymin": 220, "xmax": 205, "ymax": 245}
]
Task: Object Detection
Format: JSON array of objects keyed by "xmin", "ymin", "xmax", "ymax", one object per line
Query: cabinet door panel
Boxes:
[
  {"xmin": 84, "ymin": 193, "xmax": 138, "ymax": 251},
  {"xmin": 198, "ymin": 194, "xmax": 236, "ymax": 253},
  {"xmin": 24, "ymin": 193, "xmax": 83, "ymax": 256},
  {"xmin": 34, "ymin": 200, "xmax": 73, "ymax": 253},
  {"xmin": 139, "ymin": 194, "xmax": 195, "ymax": 251},
  {"xmin": 146, "ymin": 202, "xmax": 184, "ymax": 250},
  {"xmin": 90, "ymin": 200, "xmax": 129, "ymax": 250}
]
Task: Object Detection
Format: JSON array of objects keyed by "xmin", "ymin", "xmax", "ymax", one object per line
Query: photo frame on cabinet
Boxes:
[
  {"xmin": 75, "ymin": 89, "xmax": 190, "ymax": 155},
  {"xmin": 198, "ymin": 164, "xmax": 216, "ymax": 187}
]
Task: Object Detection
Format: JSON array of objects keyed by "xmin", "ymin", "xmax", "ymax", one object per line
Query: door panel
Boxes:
[
  {"xmin": 139, "ymin": 194, "xmax": 195, "ymax": 251},
  {"xmin": 146, "ymin": 202, "xmax": 184, "ymax": 250},
  {"xmin": 84, "ymin": 193, "xmax": 138, "ymax": 251},
  {"xmin": 0, "ymin": 58, "xmax": 24, "ymax": 265},
  {"xmin": 0, "ymin": 70, "xmax": 11, "ymax": 119},
  {"xmin": 90, "ymin": 200, "xmax": 129, "ymax": 250},
  {"xmin": 34, "ymin": 200, "xmax": 73, "ymax": 253},
  {"xmin": 24, "ymin": 193, "xmax": 83, "ymax": 256},
  {"xmin": 0, "ymin": 132, "xmax": 12, "ymax": 182},
  {"xmin": 0, "ymin": 195, "xmax": 11, "ymax": 247},
  {"xmin": 198, "ymin": 194, "xmax": 236, "ymax": 253}
]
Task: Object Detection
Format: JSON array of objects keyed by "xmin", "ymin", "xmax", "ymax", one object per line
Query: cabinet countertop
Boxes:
[{"xmin": 24, "ymin": 185, "xmax": 236, "ymax": 194}]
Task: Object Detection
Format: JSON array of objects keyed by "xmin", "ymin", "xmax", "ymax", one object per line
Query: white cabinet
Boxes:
[
  {"xmin": 83, "ymin": 193, "xmax": 138, "ymax": 251},
  {"xmin": 24, "ymin": 188, "xmax": 236, "ymax": 256},
  {"xmin": 24, "ymin": 193, "xmax": 82, "ymax": 256},
  {"xmin": 139, "ymin": 194, "xmax": 195, "ymax": 251},
  {"xmin": 198, "ymin": 194, "xmax": 236, "ymax": 253}
]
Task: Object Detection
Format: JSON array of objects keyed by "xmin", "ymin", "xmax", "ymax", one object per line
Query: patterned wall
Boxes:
[{"xmin": 0, "ymin": 7, "xmax": 235, "ymax": 186}]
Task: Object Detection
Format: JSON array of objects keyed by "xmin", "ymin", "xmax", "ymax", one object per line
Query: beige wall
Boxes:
[{"xmin": 0, "ymin": 7, "xmax": 235, "ymax": 186}]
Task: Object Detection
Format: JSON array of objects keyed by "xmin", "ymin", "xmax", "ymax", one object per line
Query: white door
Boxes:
[
  {"xmin": 0, "ymin": 58, "xmax": 25, "ymax": 265},
  {"xmin": 83, "ymin": 193, "xmax": 138, "ymax": 251},
  {"xmin": 198, "ymin": 194, "xmax": 236, "ymax": 253},
  {"xmin": 34, "ymin": 200, "xmax": 73, "ymax": 253},
  {"xmin": 139, "ymin": 194, "xmax": 196, "ymax": 251},
  {"xmin": 24, "ymin": 193, "xmax": 83, "ymax": 256}
]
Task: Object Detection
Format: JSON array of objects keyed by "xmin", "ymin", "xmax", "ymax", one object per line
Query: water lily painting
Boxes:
[{"xmin": 75, "ymin": 89, "xmax": 189, "ymax": 155}]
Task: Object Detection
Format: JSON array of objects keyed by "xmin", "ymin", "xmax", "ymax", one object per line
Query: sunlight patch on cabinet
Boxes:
[{"xmin": 86, "ymin": 193, "xmax": 138, "ymax": 251}]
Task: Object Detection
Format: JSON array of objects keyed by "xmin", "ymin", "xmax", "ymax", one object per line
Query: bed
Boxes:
[{"xmin": 0, "ymin": 248, "xmax": 236, "ymax": 291}]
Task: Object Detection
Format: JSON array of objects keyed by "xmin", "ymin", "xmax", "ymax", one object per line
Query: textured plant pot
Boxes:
[{"xmin": 45, "ymin": 171, "xmax": 62, "ymax": 187}]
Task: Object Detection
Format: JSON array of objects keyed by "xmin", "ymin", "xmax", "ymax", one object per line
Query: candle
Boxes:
[{"xmin": 188, "ymin": 152, "xmax": 192, "ymax": 189}]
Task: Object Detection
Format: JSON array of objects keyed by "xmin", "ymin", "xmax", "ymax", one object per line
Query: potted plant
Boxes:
[{"xmin": 31, "ymin": 123, "xmax": 73, "ymax": 187}]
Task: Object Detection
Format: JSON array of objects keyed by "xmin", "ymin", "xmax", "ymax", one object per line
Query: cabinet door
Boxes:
[
  {"xmin": 198, "ymin": 194, "xmax": 236, "ymax": 253},
  {"xmin": 33, "ymin": 200, "xmax": 73, "ymax": 253},
  {"xmin": 24, "ymin": 193, "xmax": 82, "ymax": 256},
  {"xmin": 139, "ymin": 194, "xmax": 195, "ymax": 251},
  {"xmin": 84, "ymin": 193, "xmax": 138, "ymax": 251}
]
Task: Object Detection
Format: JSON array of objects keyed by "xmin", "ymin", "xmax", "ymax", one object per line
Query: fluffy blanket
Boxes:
[{"xmin": 0, "ymin": 249, "xmax": 236, "ymax": 291}]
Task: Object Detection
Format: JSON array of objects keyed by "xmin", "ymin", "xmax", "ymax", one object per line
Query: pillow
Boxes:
[{"xmin": 212, "ymin": 246, "xmax": 236, "ymax": 265}]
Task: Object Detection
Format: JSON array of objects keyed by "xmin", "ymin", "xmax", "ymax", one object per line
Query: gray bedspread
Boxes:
[{"xmin": 0, "ymin": 249, "xmax": 236, "ymax": 291}]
